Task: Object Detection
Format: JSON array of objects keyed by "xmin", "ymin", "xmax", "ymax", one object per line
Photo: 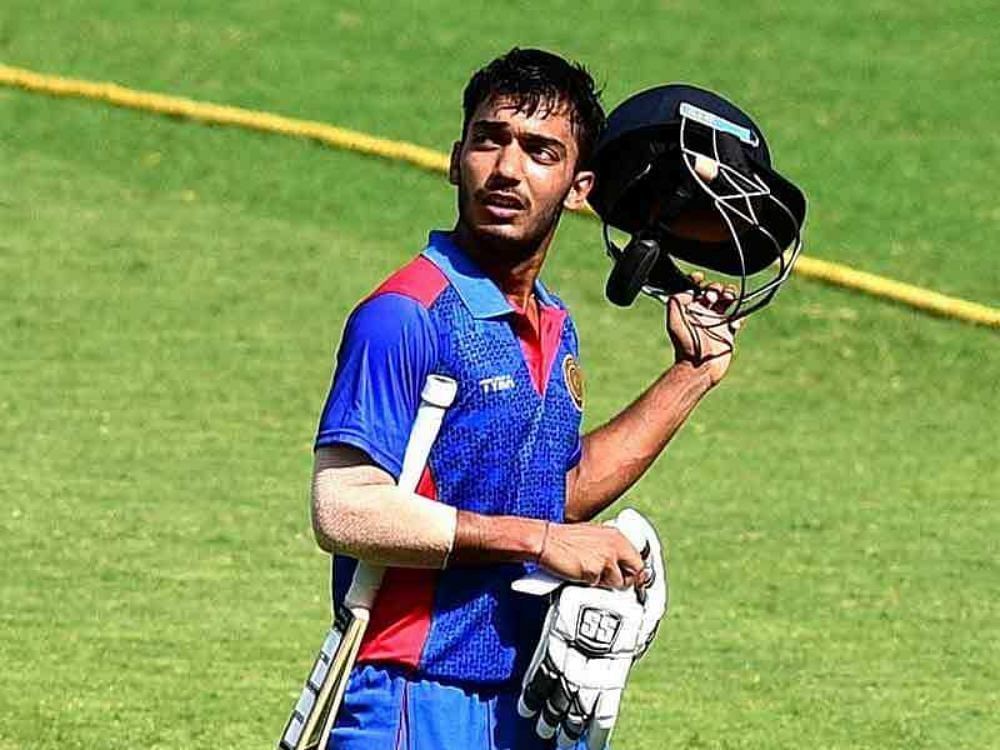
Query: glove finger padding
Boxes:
[
  {"xmin": 557, "ymin": 701, "xmax": 589, "ymax": 748},
  {"xmin": 539, "ymin": 668, "xmax": 574, "ymax": 739},
  {"xmin": 585, "ymin": 688, "xmax": 623, "ymax": 750},
  {"xmin": 517, "ymin": 583, "xmax": 645, "ymax": 748},
  {"xmin": 519, "ymin": 596, "xmax": 562, "ymax": 719},
  {"xmin": 518, "ymin": 653, "xmax": 560, "ymax": 718}
]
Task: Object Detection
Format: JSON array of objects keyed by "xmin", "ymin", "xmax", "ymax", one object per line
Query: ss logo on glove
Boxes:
[{"xmin": 576, "ymin": 608, "xmax": 622, "ymax": 655}]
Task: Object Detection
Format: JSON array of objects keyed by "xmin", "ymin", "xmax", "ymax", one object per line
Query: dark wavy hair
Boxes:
[{"xmin": 462, "ymin": 48, "xmax": 605, "ymax": 168}]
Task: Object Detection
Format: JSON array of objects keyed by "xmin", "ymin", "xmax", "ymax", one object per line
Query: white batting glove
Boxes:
[{"xmin": 514, "ymin": 508, "xmax": 669, "ymax": 750}]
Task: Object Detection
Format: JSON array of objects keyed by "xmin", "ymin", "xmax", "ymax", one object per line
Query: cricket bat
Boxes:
[{"xmin": 277, "ymin": 374, "xmax": 458, "ymax": 750}]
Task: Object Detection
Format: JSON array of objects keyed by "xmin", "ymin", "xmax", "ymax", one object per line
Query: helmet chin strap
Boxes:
[{"xmin": 600, "ymin": 146, "xmax": 702, "ymax": 307}]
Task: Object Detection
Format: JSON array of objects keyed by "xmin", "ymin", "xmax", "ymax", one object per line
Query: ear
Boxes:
[
  {"xmin": 448, "ymin": 141, "xmax": 462, "ymax": 186},
  {"xmin": 563, "ymin": 169, "xmax": 595, "ymax": 211}
]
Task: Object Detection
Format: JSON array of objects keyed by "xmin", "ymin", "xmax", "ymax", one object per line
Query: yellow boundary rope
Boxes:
[{"xmin": 2, "ymin": 63, "xmax": 997, "ymax": 329}]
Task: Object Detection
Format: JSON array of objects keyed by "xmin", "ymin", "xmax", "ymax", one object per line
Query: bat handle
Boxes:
[
  {"xmin": 343, "ymin": 374, "xmax": 457, "ymax": 613},
  {"xmin": 397, "ymin": 374, "xmax": 458, "ymax": 489}
]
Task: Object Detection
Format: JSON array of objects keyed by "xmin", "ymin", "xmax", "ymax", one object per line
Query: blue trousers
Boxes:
[{"xmin": 328, "ymin": 664, "xmax": 596, "ymax": 750}]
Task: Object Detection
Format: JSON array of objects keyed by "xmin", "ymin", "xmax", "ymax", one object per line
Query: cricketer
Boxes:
[{"xmin": 306, "ymin": 47, "xmax": 789, "ymax": 749}]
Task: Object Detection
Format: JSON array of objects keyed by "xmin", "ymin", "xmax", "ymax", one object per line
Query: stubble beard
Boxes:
[{"xmin": 456, "ymin": 181, "xmax": 566, "ymax": 265}]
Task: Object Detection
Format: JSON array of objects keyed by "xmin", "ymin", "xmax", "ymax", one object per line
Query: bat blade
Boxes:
[
  {"xmin": 279, "ymin": 604, "xmax": 360, "ymax": 750},
  {"xmin": 311, "ymin": 609, "xmax": 370, "ymax": 747}
]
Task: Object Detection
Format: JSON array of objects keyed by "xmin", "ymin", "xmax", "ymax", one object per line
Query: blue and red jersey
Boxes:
[{"xmin": 315, "ymin": 231, "xmax": 584, "ymax": 686}]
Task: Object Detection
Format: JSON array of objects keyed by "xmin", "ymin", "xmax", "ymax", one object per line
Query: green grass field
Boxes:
[{"xmin": 1, "ymin": 2, "xmax": 997, "ymax": 748}]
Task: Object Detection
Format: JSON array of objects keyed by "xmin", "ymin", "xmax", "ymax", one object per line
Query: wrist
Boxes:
[
  {"xmin": 535, "ymin": 521, "xmax": 551, "ymax": 565},
  {"xmin": 668, "ymin": 359, "xmax": 715, "ymax": 392},
  {"xmin": 450, "ymin": 512, "xmax": 549, "ymax": 566}
]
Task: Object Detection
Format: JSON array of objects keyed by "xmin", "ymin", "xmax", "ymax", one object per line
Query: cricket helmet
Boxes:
[{"xmin": 589, "ymin": 84, "xmax": 807, "ymax": 320}]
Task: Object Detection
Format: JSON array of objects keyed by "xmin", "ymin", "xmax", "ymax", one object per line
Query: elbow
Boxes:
[
  {"xmin": 310, "ymin": 484, "xmax": 339, "ymax": 554},
  {"xmin": 310, "ymin": 446, "xmax": 397, "ymax": 558},
  {"xmin": 563, "ymin": 494, "xmax": 589, "ymax": 524},
  {"xmin": 311, "ymin": 508, "xmax": 335, "ymax": 554},
  {"xmin": 563, "ymin": 465, "xmax": 589, "ymax": 523}
]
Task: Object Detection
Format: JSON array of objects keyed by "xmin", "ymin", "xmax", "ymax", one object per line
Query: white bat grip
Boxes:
[{"xmin": 343, "ymin": 374, "xmax": 457, "ymax": 613}]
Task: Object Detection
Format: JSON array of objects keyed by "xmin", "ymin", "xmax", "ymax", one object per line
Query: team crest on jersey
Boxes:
[{"xmin": 562, "ymin": 354, "xmax": 584, "ymax": 412}]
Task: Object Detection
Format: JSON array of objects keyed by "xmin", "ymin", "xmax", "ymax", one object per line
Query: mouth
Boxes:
[{"xmin": 480, "ymin": 191, "xmax": 526, "ymax": 218}]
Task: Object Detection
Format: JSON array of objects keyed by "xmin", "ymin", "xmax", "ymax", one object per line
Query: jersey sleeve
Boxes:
[{"xmin": 315, "ymin": 293, "xmax": 439, "ymax": 479}]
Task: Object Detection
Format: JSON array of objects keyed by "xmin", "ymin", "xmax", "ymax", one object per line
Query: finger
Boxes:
[
  {"xmin": 619, "ymin": 553, "xmax": 648, "ymax": 589},
  {"xmin": 701, "ymin": 282, "xmax": 733, "ymax": 315},
  {"xmin": 617, "ymin": 563, "xmax": 641, "ymax": 591},
  {"xmin": 699, "ymin": 283, "xmax": 722, "ymax": 308},
  {"xmin": 669, "ymin": 289, "xmax": 696, "ymax": 311},
  {"xmin": 558, "ymin": 723, "xmax": 584, "ymax": 749},
  {"xmin": 705, "ymin": 281, "xmax": 726, "ymax": 295},
  {"xmin": 536, "ymin": 712, "xmax": 559, "ymax": 740},
  {"xmin": 569, "ymin": 687, "xmax": 601, "ymax": 749},
  {"xmin": 559, "ymin": 690, "xmax": 589, "ymax": 746},
  {"xmin": 688, "ymin": 291, "xmax": 720, "ymax": 317},
  {"xmin": 586, "ymin": 690, "xmax": 623, "ymax": 750},
  {"xmin": 602, "ymin": 561, "xmax": 625, "ymax": 590},
  {"xmin": 558, "ymin": 710, "xmax": 587, "ymax": 749},
  {"xmin": 689, "ymin": 271, "xmax": 705, "ymax": 287},
  {"xmin": 714, "ymin": 298, "xmax": 734, "ymax": 316},
  {"xmin": 719, "ymin": 284, "xmax": 738, "ymax": 312},
  {"xmin": 635, "ymin": 565, "xmax": 651, "ymax": 589},
  {"xmin": 618, "ymin": 536, "xmax": 645, "ymax": 579}
]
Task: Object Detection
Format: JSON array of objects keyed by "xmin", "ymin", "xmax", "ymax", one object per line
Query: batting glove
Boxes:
[{"xmin": 515, "ymin": 508, "xmax": 668, "ymax": 749}]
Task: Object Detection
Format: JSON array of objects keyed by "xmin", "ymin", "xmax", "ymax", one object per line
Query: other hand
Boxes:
[
  {"xmin": 666, "ymin": 273, "xmax": 743, "ymax": 387},
  {"xmin": 538, "ymin": 523, "xmax": 645, "ymax": 589}
]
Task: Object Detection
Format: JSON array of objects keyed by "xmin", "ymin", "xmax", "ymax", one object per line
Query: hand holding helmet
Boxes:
[{"xmin": 666, "ymin": 276, "xmax": 742, "ymax": 385}]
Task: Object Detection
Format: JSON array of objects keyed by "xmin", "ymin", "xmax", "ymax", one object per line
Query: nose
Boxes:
[{"xmin": 489, "ymin": 143, "xmax": 522, "ymax": 185}]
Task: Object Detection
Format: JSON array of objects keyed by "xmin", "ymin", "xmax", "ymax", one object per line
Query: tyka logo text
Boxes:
[{"xmin": 478, "ymin": 374, "xmax": 516, "ymax": 395}]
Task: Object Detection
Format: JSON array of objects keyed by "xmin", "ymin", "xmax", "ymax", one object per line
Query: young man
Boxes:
[{"xmin": 312, "ymin": 48, "xmax": 740, "ymax": 749}]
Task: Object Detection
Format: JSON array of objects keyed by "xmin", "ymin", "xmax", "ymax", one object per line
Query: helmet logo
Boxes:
[{"xmin": 679, "ymin": 102, "xmax": 759, "ymax": 147}]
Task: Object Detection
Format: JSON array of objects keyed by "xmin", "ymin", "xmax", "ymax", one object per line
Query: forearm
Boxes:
[
  {"xmin": 566, "ymin": 361, "xmax": 712, "ymax": 521},
  {"xmin": 450, "ymin": 511, "xmax": 548, "ymax": 565},
  {"xmin": 312, "ymin": 455, "xmax": 547, "ymax": 568},
  {"xmin": 312, "ymin": 477, "xmax": 458, "ymax": 567}
]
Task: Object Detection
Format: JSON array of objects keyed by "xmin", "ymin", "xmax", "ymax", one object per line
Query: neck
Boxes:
[{"xmin": 451, "ymin": 222, "xmax": 554, "ymax": 310}]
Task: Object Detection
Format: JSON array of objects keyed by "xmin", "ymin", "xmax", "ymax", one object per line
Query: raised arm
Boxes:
[{"xmin": 565, "ymin": 282, "xmax": 741, "ymax": 522}]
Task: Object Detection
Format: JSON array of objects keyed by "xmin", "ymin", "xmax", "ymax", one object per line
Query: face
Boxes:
[{"xmin": 450, "ymin": 96, "xmax": 595, "ymax": 259}]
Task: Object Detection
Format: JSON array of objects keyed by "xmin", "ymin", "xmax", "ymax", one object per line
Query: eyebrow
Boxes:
[{"xmin": 470, "ymin": 119, "xmax": 568, "ymax": 156}]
